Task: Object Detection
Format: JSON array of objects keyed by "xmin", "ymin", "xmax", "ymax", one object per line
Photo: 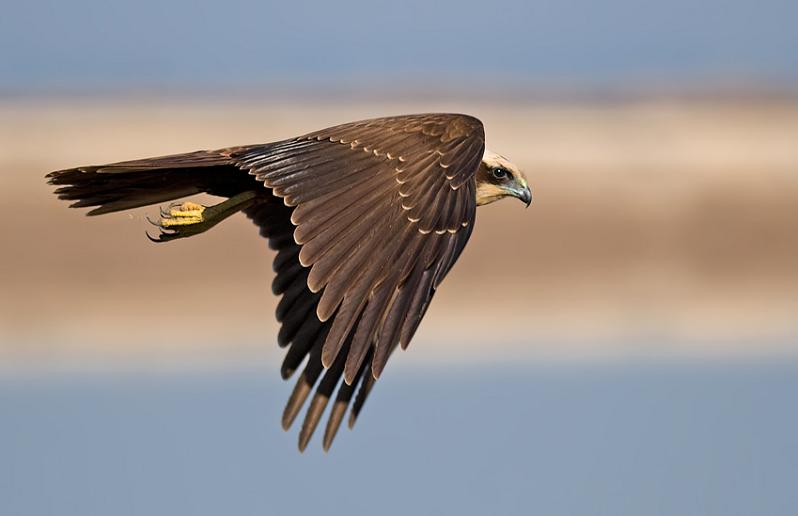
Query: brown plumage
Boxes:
[{"xmin": 46, "ymin": 113, "xmax": 531, "ymax": 451}]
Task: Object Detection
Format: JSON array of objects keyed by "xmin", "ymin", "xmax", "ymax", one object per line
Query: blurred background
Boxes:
[{"xmin": 1, "ymin": 1, "xmax": 797, "ymax": 515}]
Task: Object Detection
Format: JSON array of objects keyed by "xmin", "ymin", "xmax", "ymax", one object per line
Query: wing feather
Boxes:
[
  {"xmin": 240, "ymin": 114, "xmax": 483, "ymax": 449},
  {"xmin": 280, "ymin": 316, "xmax": 324, "ymax": 379},
  {"xmin": 281, "ymin": 329, "xmax": 327, "ymax": 429},
  {"xmin": 324, "ymin": 348, "xmax": 372, "ymax": 450},
  {"xmin": 343, "ymin": 282, "xmax": 395, "ymax": 384}
]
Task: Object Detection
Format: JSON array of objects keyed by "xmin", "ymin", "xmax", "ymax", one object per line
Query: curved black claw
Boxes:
[{"xmin": 145, "ymin": 229, "xmax": 182, "ymax": 243}]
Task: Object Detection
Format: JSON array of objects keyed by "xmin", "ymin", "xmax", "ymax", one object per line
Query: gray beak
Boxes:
[{"xmin": 518, "ymin": 186, "xmax": 532, "ymax": 207}]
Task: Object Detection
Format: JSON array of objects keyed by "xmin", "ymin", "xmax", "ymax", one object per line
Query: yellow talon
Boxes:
[
  {"xmin": 169, "ymin": 201, "xmax": 205, "ymax": 218},
  {"xmin": 160, "ymin": 215, "xmax": 203, "ymax": 227},
  {"xmin": 160, "ymin": 201, "xmax": 205, "ymax": 227},
  {"xmin": 148, "ymin": 191, "xmax": 258, "ymax": 243}
]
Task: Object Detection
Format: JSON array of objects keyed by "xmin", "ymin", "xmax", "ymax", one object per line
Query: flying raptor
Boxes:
[{"xmin": 47, "ymin": 113, "xmax": 532, "ymax": 451}]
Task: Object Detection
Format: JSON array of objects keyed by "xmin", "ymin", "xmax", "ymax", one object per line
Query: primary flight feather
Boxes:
[{"xmin": 47, "ymin": 113, "xmax": 532, "ymax": 451}]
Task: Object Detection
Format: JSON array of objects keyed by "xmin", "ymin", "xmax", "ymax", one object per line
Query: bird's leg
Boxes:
[{"xmin": 148, "ymin": 190, "xmax": 258, "ymax": 242}]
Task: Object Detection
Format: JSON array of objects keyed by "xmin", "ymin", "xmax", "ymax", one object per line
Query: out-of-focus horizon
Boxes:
[{"xmin": 3, "ymin": 95, "xmax": 797, "ymax": 373}]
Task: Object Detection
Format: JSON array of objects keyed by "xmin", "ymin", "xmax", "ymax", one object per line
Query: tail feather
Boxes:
[{"xmin": 47, "ymin": 148, "xmax": 257, "ymax": 215}]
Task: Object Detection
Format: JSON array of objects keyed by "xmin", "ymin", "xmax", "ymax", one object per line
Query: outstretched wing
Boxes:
[{"xmin": 237, "ymin": 113, "xmax": 484, "ymax": 450}]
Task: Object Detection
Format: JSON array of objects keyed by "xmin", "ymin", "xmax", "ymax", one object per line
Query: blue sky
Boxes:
[{"xmin": 2, "ymin": 0, "xmax": 796, "ymax": 93}]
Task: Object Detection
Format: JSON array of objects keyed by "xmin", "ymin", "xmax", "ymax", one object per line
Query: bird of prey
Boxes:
[{"xmin": 47, "ymin": 113, "xmax": 531, "ymax": 451}]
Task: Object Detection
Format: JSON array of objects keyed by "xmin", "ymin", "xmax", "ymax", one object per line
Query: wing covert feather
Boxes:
[{"xmin": 241, "ymin": 114, "xmax": 483, "ymax": 449}]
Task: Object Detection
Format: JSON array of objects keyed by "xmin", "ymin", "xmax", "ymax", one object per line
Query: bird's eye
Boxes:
[{"xmin": 492, "ymin": 167, "xmax": 510, "ymax": 180}]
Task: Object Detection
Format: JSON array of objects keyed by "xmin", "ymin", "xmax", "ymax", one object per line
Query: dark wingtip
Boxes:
[
  {"xmin": 45, "ymin": 169, "xmax": 66, "ymax": 181},
  {"xmin": 282, "ymin": 374, "xmax": 312, "ymax": 431},
  {"xmin": 280, "ymin": 365, "xmax": 296, "ymax": 380},
  {"xmin": 86, "ymin": 206, "xmax": 111, "ymax": 216},
  {"xmin": 348, "ymin": 369, "xmax": 375, "ymax": 429},
  {"xmin": 297, "ymin": 395, "xmax": 328, "ymax": 452},
  {"xmin": 322, "ymin": 401, "xmax": 347, "ymax": 452}
]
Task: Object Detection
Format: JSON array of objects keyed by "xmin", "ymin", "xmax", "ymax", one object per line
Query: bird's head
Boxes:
[{"xmin": 475, "ymin": 150, "xmax": 531, "ymax": 207}]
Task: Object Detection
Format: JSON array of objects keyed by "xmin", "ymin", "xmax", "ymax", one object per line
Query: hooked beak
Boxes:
[{"xmin": 516, "ymin": 185, "xmax": 532, "ymax": 207}]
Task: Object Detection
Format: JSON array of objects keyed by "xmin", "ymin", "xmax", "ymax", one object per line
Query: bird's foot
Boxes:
[
  {"xmin": 147, "ymin": 201, "xmax": 211, "ymax": 242},
  {"xmin": 161, "ymin": 201, "xmax": 206, "ymax": 226},
  {"xmin": 147, "ymin": 192, "xmax": 259, "ymax": 243}
]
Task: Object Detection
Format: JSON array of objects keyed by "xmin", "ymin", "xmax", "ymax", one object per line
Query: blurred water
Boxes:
[{"xmin": 1, "ymin": 360, "xmax": 796, "ymax": 516}]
